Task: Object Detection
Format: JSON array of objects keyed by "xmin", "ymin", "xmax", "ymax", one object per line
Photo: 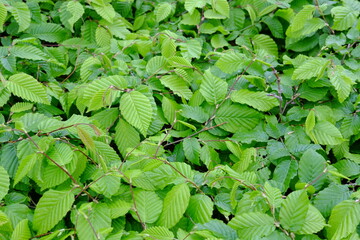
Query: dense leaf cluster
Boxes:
[{"xmin": 0, "ymin": 0, "xmax": 359, "ymax": 239}]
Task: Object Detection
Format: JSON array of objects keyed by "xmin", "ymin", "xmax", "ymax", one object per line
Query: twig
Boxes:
[{"xmin": 314, "ymin": 0, "xmax": 335, "ymax": 35}]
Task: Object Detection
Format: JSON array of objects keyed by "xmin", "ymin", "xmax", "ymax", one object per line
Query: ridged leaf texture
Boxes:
[
  {"xmin": 311, "ymin": 121, "xmax": 344, "ymax": 145},
  {"xmin": 90, "ymin": 0, "xmax": 115, "ymax": 23},
  {"xmin": 155, "ymin": 3, "xmax": 172, "ymax": 22},
  {"xmin": 33, "ymin": 189, "xmax": 75, "ymax": 234},
  {"xmin": 60, "ymin": 1, "xmax": 84, "ymax": 32},
  {"xmin": 120, "ymin": 91, "xmax": 153, "ymax": 136},
  {"xmin": 328, "ymin": 65, "xmax": 353, "ymax": 103},
  {"xmin": 26, "ymin": 23, "xmax": 68, "ymax": 43},
  {"xmin": 184, "ymin": 0, "xmax": 207, "ymax": 14},
  {"xmin": 200, "ymin": 69, "xmax": 228, "ymax": 105},
  {"xmin": 186, "ymin": 194, "xmax": 214, "ymax": 224},
  {"xmin": 215, "ymin": 51, "xmax": 250, "ymax": 74},
  {"xmin": 142, "ymin": 226, "xmax": 174, "ymax": 240},
  {"xmin": 297, "ymin": 205, "xmax": 326, "ymax": 235},
  {"xmin": 331, "ymin": 6, "xmax": 359, "ymax": 30},
  {"xmin": 14, "ymin": 153, "xmax": 38, "ymax": 186},
  {"xmin": 160, "ymin": 75, "xmax": 193, "ymax": 100},
  {"xmin": 252, "ymin": 34, "xmax": 278, "ymax": 57},
  {"xmin": 157, "ymin": 183, "xmax": 190, "ymax": 228},
  {"xmin": 292, "ymin": 57, "xmax": 330, "ymax": 80},
  {"xmin": 0, "ymin": 3, "xmax": 7, "ymax": 32},
  {"xmin": 9, "ymin": 2, "xmax": 30, "ymax": 32},
  {"xmin": 0, "ymin": 166, "xmax": 10, "ymax": 202},
  {"xmin": 327, "ymin": 200, "xmax": 360, "ymax": 240},
  {"xmin": 231, "ymin": 89, "xmax": 279, "ymax": 112},
  {"xmin": 298, "ymin": 149, "xmax": 327, "ymax": 190},
  {"xmin": 7, "ymin": 73, "xmax": 49, "ymax": 104},
  {"xmin": 132, "ymin": 189, "xmax": 163, "ymax": 224},
  {"xmin": 10, "ymin": 219, "xmax": 31, "ymax": 240},
  {"xmin": 228, "ymin": 212, "xmax": 275, "ymax": 239},
  {"xmin": 279, "ymin": 190, "xmax": 309, "ymax": 232}
]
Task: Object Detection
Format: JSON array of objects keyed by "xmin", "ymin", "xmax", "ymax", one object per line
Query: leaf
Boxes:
[
  {"xmin": 26, "ymin": 23, "xmax": 68, "ymax": 43},
  {"xmin": 160, "ymin": 75, "xmax": 193, "ymax": 100},
  {"xmin": 215, "ymin": 51, "xmax": 250, "ymax": 74},
  {"xmin": 185, "ymin": 0, "xmax": 207, "ymax": 15},
  {"xmin": 0, "ymin": 166, "xmax": 9, "ymax": 202},
  {"xmin": 120, "ymin": 91, "xmax": 153, "ymax": 136},
  {"xmin": 114, "ymin": 119, "xmax": 140, "ymax": 157},
  {"xmin": 157, "ymin": 183, "xmax": 190, "ymax": 228},
  {"xmin": 215, "ymin": 103, "xmax": 263, "ymax": 133},
  {"xmin": 305, "ymin": 110, "xmax": 316, "ymax": 137},
  {"xmin": 132, "ymin": 190, "xmax": 163, "ymax": 224},
  {"xmin": 146, "ymin": 56, "xmax": 168, "ymax": 75},
  {"xmin": 80, "ymin": 56, "xmax": 102, "ymax": 81},
  {"xmin": 76, "ymin": 126, "xmax": 95, "ymax": 152},
  {"xmin": 10, "ymin": 102, "xmax": 33, "ymax": 113},
  {"xmin": 7, "ymin": 73, "xmax": 49, "ymax": 104},
  {"xmin": 0, "ymin": 3, "xmax": 7, "ymax": 32},
  {"xmin": 183, "ymin": 138, "xmax": 201, "ymax": 165},
  {"xmin": 252, "ymin": 34, "xmax": 278, "ymax": 57},
  {"xmin": 292, "ymin": 58, "xmax": 330, "ymax": 80},
  {"xmin": 11, "ymin": 45, "xmax": 47, "ymax": 60},
  {"xmin": 14, "ymin": 153, "xmax": 38, "ymax": 186},
  {"xmin": 331, "ymin": 6, "xmax": 359, "ymax": 31},
  {"xmin": 212, "ymin": 0, "xmax": 230, "ymax": 17},
  {"xmin": 228, "ymin": 212, "xmax": 275, "ymax": 239},
  {"xmin": 311, "ymin": 121, "xmax": 344, "ymax": 145},
  {"xmin": 9, "ymin": 2, "xmax": 30, "ymax": 32},
  {"xmin": 231, "ymin": 89, "xmax": 279, "ymax": 112},
  {"xmin": 298, "ymin": 149, "xmax": 327, "ymax": 190},
  {"xmin": 200, "ymin": 69, "xmax": 228, "ymax": 105},
  {"xmin": 328, "ymin": 65, "xmax": 353, "ymax": 103},
  {"xmin": 95, "ymin": 26, "xmax": 111, "ymax": 47},
  {"xmin": 142, "ymin": 226, "xmax": 174, "ymax": 240},
  {"xmin": 91, "ymin": 0, "xmax": 115, "ymax": 23},
  {"xmin": 161, "ymin": 37, "xmax": 176, "ymax": 58},
  {"xmin": 263, "ymin": 182, "xmax": 283, "ymax": 209},
  {"xmin": 186, "ymin": 195, "xmax": 214, "ymax": 224},
  {"xmin": 279, "ymin": 190, "xmax": 309, "ymax": 232},
  {"xmin": 272, "ymin": 160, "xmax": 298, "ymax": 192},
  {"xmin": 297, "ymin": 205, "xmax": 326, "ymax": 235},
  {"xmin": 155, "ymin": 2, "xmax": 172, "ymax": 22},
  {"xmin": 60, "ymin": 1, "xmax": 84, "ymax": 32},
  {"xmin": 10, "ymin": 219, "xmax": 31, "ymax": 240},
  {"xmin": 327, "ymin": 200, "xmax": 360, "ymax": 240},
  {"xmin": 33, "ymin": 189, "xmax": 74, "ymax": 234}
]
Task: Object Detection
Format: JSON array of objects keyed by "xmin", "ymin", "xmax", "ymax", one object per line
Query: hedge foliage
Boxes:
[{"xmin": 0, "ymin": 0, "xmax": 359, "ymax": 239}]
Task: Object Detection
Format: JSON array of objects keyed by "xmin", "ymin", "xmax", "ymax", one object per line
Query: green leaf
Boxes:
[
  {"xmin": 279, "ymin": 190, "xmax": 309, "ymax": 232},
  {"xmin": 146, "ymin": 56, "xmax": 168, "ymax": 75},
  {"xmin": 327, "ymin": 200, "xmax": 360, "ymax": 240},
  {"xmin": 228, "ymin": 212, "xmax": 275, "ymax": 239},
  {"xmin": 272, "ymin": 160, "xmax": 298, "ymax": 192},
  {"xmin": 142, "ymin": 226, "xmax": 174, "ymax": 240},
  {"xmin": 263, "ymin": 181, "xmax": 283, "ymax": 210},
  {"xmin": 95, "ymin": 26, "xmax": 111, "ymax": 47},
  {"xmin": 161, "ymin": 37, "xmax": 176, "ymax": 58},
  {"xmin": 90, "ymin": 170, "xmax": 120, "ymax": 198},
  {"xmin": 200, "ymin": 69, "xmax": 228, "ymax": 105},
  {"xmin": 10, "ymin": 102, "xmax": 33, "ymax": 113},
  {"xmin": 0, "ymin": 166, "xmax": 10, "ymax": 202},
  {"xmin": 91, "ymin": 0, "xmax": 115, "ymax": 23},
  {"xmin": 157, "ymin": 183, "xmax": 190, "ymax": 228},
  {"xmin": 298, "ymin": 149, "xmax": 327, "ymax": 190},
  {"xmin": 231, "ymin": 89, "xmax": 279, "ymax": 112},
  {"xmin": 305, "ymin": 110, "xmax": 316, "ymax": 137},
  {"xmin": 114, "ymin": 119, "xmax": 140, "ymax": 157},
  {"xmin": 212, "ymin": 0, "xmax": 230, "ymax": 17},
  {"xmin": 132, "ymin": 190, "xmax": 163, "ymax": 224},
  {"xmin": 185, "ymin": 0, "xmax": 207, "ymax": 15},
  {"xmin": 286, "ymin": 5, "xmax": 315, "ymax": 35},
  {"xmin": 0, "ymin": 3, "xmax": 7, "ymax": 32},
  {"xmin": 120, "ymin": 91, "xmax": 153, "ymax": 136},
  {"xmin": 292, "ymin": 57, "xmax": 330, "ymax": 80},
  {"xmin": 252, "ymin": 34, "xmax": 278, "ymax": 57},
  {"xmin": 160, "ymin": 75, "xmax": 193, "ymax": 100},
  {"xmin": 155, "ymin": 2, "xmax": 172, "ymax": 22},
  {"xmin": 331, "ymin": 6, "xmax": 359, "ymax": 31},
  {"xmin": 297, "ymin": 205, "xmax": 326, "ymax": 235},
  {"xmin": 60, "ymin": 1, "xmax": 84, "ymax": 32},
  {"xmin": 26, "ymin": 23, "xmax": 68, "ymax": 43},
  {"xmin": 215, "ymin": 51, "xmax": 250, "ymax": 74},
  {"xmin": 14, "ymin": 153, "xmax": 38, "ymax": 186},
  {"xmin": 76, "ymin": 126, "xmax": 95, "ymax": 152},
  {"xmin": 33, "ymin": 189, "xmax": 74, "ymax": 234},
  {"xmin": 9, "ymin": 2, "xmax": 30, "ymax": 32},
  {"xmin": 215, "ymin": 103, "xmax": 263, "ymax": 133},
  {"xmin": 10, "ymin": 219, "xmax": 31, "ymax": 240},
  {"xmin": 7, "ymin": 73, "xmax": 49, "ymax": 104},
  {"xmin": 186, "ymin": 195, "xmax": 214, "ymax": 224},
  {"xmin": 311, "ymin": 121, "xmax": 344, "ymax": 145},
  {"xmin": 183, "ymin": 138, "xmax": 201, "ymax": 165},
  {"xmin": 11, "ymin": 45, "xmax": 47, "ymax": 60},
  {"xmin": 328, "ymin": 65, "xmax": 353, "ymax": 103}
]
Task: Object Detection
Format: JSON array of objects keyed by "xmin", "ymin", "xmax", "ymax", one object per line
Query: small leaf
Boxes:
[
  {"xmin": 212, "ymin": 0, "xmax": 230, "ymax": 17},
  {"xmin": 132, "ymin": 190, "xmax": 163, "ymax": 224},
  {"xmin": 0, "ymin": 3, "xmax": 7, "ymax": 32},
  {"xmin": 297, "ymin": 205, "xmax": 326, "ymax": 235},
  {"xmin": 14, "ymin": 153, "xmax": 38, "ymax": 186},
  {"xmin": 9, "ymin": 2, "xmax": 30, "ymax": 32},
  {"xmin": 183, "ymin": 138, "xmax": 201, "ymax": 165},
  {"xmin": 11, "ymin": 219, "xmax": 31, "ymax": 240},
  {"xmin": 200, "ymin": 69, "xmax": 228, "ymax": 105},
  {"xmin": 160, "ymin": 75, "xmax": 193, "ymax": 100},
  {"xmin": 186, "ymin": 195, "xmax": 214, "ymax": 224},
  {"xmin": 76, "ymin": 126, "xmax": 95, "ymax": 152},
  {"xmin": 155, "ymin": 2, "xmax": 172, "ymax": 22},
  {"xmin": 0, "ymin": 166, "xmax": 10, "ymax": 201},
  {"xmin": 120, "ymin": 91, "xmax": 153, "ymax": 136},
  {"xmin": 331, "ymin": 6, "xmax": 359, "ymax": 31},
  {"xmin": 292, "ymin": 58, "xmax": 330, "ymax": 80},
  {"xmin": 215, "ymin": 51, "xmax": 250, "ymax": 74}
]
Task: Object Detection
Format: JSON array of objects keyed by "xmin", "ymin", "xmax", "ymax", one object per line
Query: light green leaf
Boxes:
[
  {"xmin": 186, "ymin": 195, "xmax": 214, "ymax": 224},
  {"xmin": 9, "ymin": 2, "xmax": 30, "ymax": 32},
  {"xmin": 11, "ymin": 45, "xmax": 47, "ymax": 60},
  {"xmin": 7, "ymin": 73, "xmax": 49, "ymax": 104},
  {"xmin": 91, "ymin": 0, "xmax": 115, "ymax": 23},
  {"xmin": 212, "ymin": 0, "xmax": 230, "ymax": 17},
  {"xmin": 160, "ymin": 75, "xmax": 193, "ymax": 100},
  {"xmin": 132, "ymin": 190, "xmax": 163, "ymax": 224},
  {"xmin": 157, "ymin": 183, "xmax": 190, "ymax": 228},
  {"xmin": 272, "ymin": 160, "xmax": 298, "ymax": 192},
  {"xmin": 327, "ymin": 200, "xmax": 360, "ymax": 240},
  {"xmin": 311, "ymin": 121, "xmax": 344, "ymax": 145},
  {"xmin": 146, "ymin": 56, "xmax": 168, "ymax": 75},
  {"xmin": 200, "ymin": 69, "xmax": 227, "ymax": 105},
  {"xmin": 298, "ymin": 149, "xmax": 327, "ymax": 190},
  {"xmin": 10, "ymin": 219, "xmax": 31, "ymax": 240},
  {"xmin": 76, "ymin": 126, "xmax": 95, "ymax": 152},
  {"xmin": 162, "ymin": 37, "xmax": 176, "ymax": 58},
  {"xmin": 0, "ymin": 3, "xmax": 7, "ymax": 32},
  {"xmin": 215, "ymin": 51, "xmax": 250, "ymax": 74},
  {"xmin": 155, "ymin": 2, "xmax": 172, "ymax": 22},
  {"xmin": 292, "ymin": 57, "xmax": 330, "ymax": 80},
  {"xmin": 120, "ymin": 91, "xmax": 153, "ymax": 136},
  {"xmin": 26, "ymin": 23, "xmax": 68, "ymax": 43},
  {"xmin": 286, "ymin": 5, "xmax": 315, "ymax": 34},
  {"xmin": 14, "ymin": 153, "xmax": 38, "ymax": 186},
  {"xmin": 185, "ymin": 0, "xmax": 207, "ymax": 14},
  {"xmin": 0, "ymin": 166, "xmax": 9, "ymax": 202},
  {"xmin": 215, "ymin": 103, "xmax": 263, "ymax": 132},
  {"xmin": 114, "ymin": 119, "xmax": 140, "ymax": 157},
  {"xmin": 228, "ymin": 212, "xmax": 275, "ymax": 239},
  {"xmin": 252, "ymin": 34, "xmax": 278, "ymax": 57},
  {"xmin": 107, "ymin": 197, "xmax": 132, "ymax": 219},
  {"xmin": 33, "ymin": 189, "xmax": 74, "ymax": 234},
  {"xmin": 183, "ymin": 138, "xmax": 201, "ymax": 165},
  {"xmin": 231, "ymin": 89, "xmax": 279, "ymax": 112},
  {"xmin": 331, "ymin": 6, "xmax": 359, "ymax": 31},
  {"xmin": 328, "ymin": 65, "xmax": 353, "ymax": 103},
  {"xmin": 80, "ymin": 56, "xmax": 102, "ymax": 81},
  {"xmin": 280, "ymin": 190, "xmax": 309, "ymax": 232},
  {"xmin": 10, "ymin": 102, "xmax": 33, "ymax": 113},
  {"xmin": 95, "ymin": 26, "xmax": 111, "ymax": 47},
  {"xmin": 305, "ymin": 110, "xmax": 316, "ymax": 137},
  {"xmin": 142, "ymin": 226, "xmax": 174, "ymax": 240},
  {"xmin": 297, "ymin": 205, "xmax": 326, "ymax": 235},
  {"xmin": 263, "ymin": 182, "xmax": 283, "ymax": 209},
  {"xmin": 60, "ymin": 1, "xmax": 84, "ymax": 32},
  {"xmin": 90, "ymin": 171, "xmax": 120, "ymax": 198}
]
